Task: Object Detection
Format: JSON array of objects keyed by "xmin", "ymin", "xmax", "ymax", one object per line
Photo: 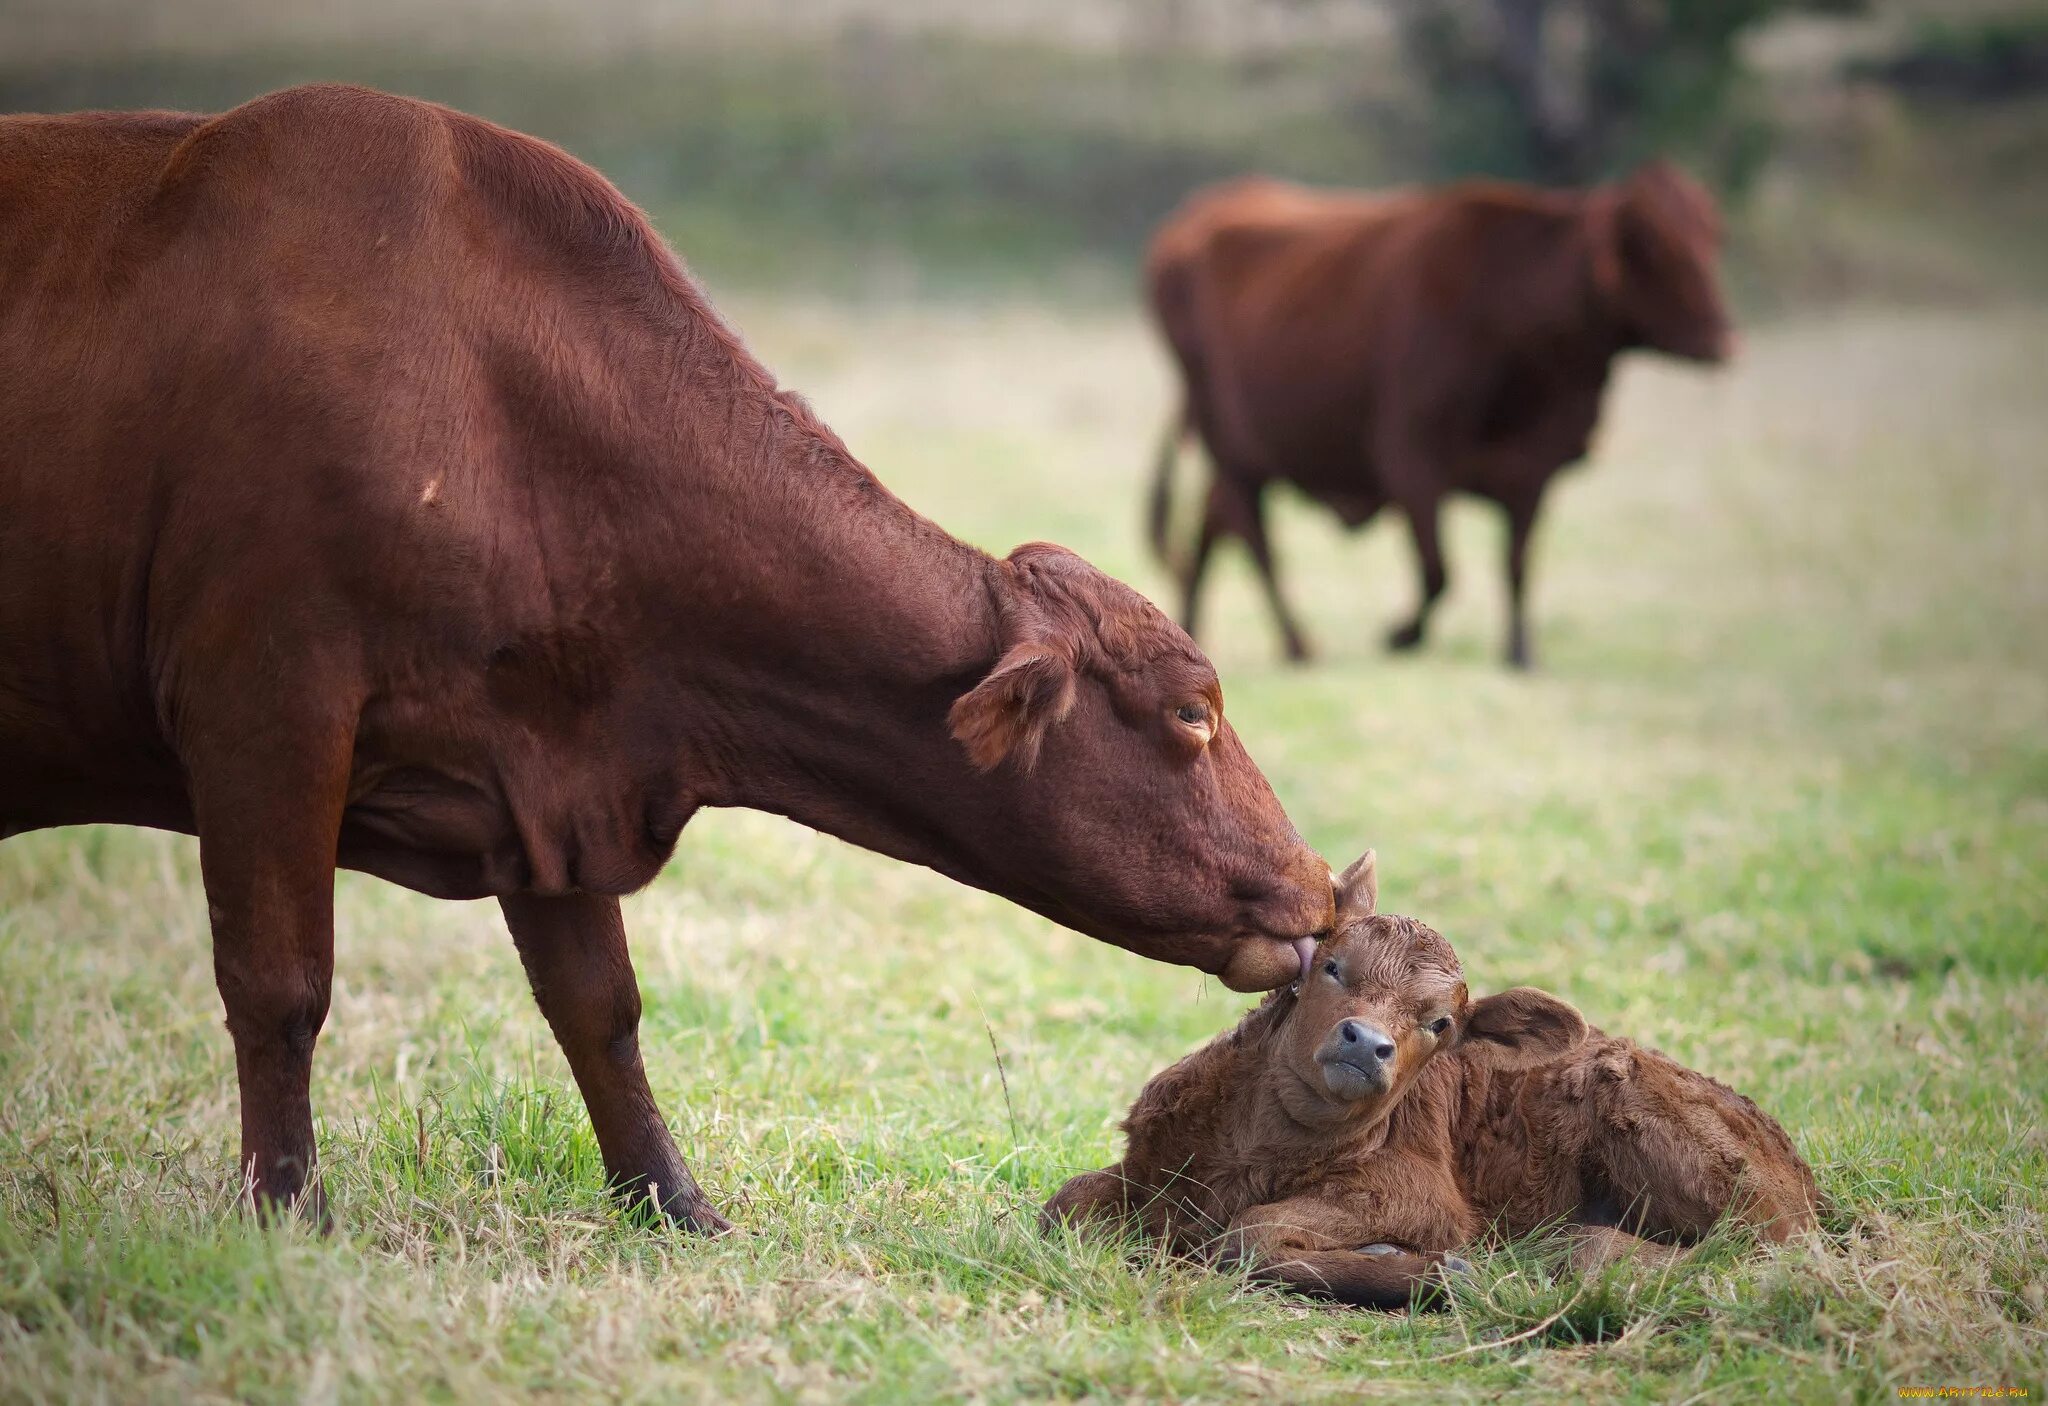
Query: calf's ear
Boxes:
[
  {"xmin": 949, "ymin": 642, "xmax": 1077, "ymax": 772},
  {"xmin": 1459, "ymin": 988, "xmax": 1586, "ymax": 1071},
  {"xmin": 1335, "ymin": 849, "xmax": 1378, "ymax": 922}
]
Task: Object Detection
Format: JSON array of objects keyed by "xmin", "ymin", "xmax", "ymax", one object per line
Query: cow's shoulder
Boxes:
[{"xmin": 154, "ymin": 84, "xmax": 447, "ymax": 197}]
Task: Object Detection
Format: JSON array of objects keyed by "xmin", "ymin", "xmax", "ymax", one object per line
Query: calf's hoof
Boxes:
[{"xmin": 1385, "ymin": 621, "xmax": 1426, "ymax": 653}]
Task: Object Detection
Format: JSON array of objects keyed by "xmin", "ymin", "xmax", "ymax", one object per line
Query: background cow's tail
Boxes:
[{"xmin": 1146, "ymin": 401, "xmax": 1191, "ymax": 572}]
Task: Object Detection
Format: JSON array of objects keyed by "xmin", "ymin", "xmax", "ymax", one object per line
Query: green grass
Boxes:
[{"xmin": 3, "ymin": 292, "xmax": 2046, "ymax": 1401}]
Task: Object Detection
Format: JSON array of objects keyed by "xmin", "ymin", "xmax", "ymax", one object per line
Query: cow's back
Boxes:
[
  {"xmin": 1145, "ymin": 176, "xmax": 1606, "ymax": 500},
  {"xmin": 0, "ymin": 86, "xmax": 679, "ymax": 835},
  {"xmin": 1143, "ymin": 179, "xmax": 1441, "ymax": 483}
]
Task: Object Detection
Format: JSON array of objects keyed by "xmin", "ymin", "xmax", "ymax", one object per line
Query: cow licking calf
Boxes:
[
  {"xmin": 0, "ymin": 85, "xmax": 1336, "ymax": 1230},
  {"xmin": 1145, "ymin": 161, "xmax": 1734, "ymax": 668},
  {"xmin": 1043, "ymin": 852, "xmax": 1819, "ymax": 1307}
]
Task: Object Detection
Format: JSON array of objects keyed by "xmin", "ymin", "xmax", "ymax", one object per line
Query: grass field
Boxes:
[{"xmin": 2, "ymin": 285, "xmax": 2043, "ymax": 1402}]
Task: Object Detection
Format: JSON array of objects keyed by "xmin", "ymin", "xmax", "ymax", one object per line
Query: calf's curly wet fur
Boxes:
[{"xmin": 1042, "ymin": 851, "xmax": 1819, "ymax": 1307}]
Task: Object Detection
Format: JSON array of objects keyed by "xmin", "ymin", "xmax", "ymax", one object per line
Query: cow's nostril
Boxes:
[
  {"xmin": 1340, "ymin": 1022, "xmax": 1360, "ymax": 1044},
  {"xmin": 1373, "ymin": 1042, "xmax": 1396, "ymax": 1061}
]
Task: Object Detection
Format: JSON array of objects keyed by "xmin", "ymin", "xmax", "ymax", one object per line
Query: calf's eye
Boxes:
[
  {"xmin": 1428, "ymin": 1017, "xmax": 1452, "ymax": 1036},
  {"xmin": 1323, "ymin": 960, "xmax": 1340, "ymax": 979}
]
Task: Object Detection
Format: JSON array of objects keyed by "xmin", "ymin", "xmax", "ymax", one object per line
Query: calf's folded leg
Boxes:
[
  {"xmin": 1561, "ymin": 1223, "xmax": 1685, "ymax": 1274},
  {"xmin": 1244, "ymin": 1245, "xmax": 1462, "ymax": 1309},
  {"xmin": 1040, "ymin": 1165, "xmax": 1133, "ymax": 1235},
  {"xmin": 1574, "ymin": 1044, "xmax": 1820, "ymax": 1245},
  {"xmin": 1218, "ymin": 1196, "xmax": 1464, "ymax": 1309}
]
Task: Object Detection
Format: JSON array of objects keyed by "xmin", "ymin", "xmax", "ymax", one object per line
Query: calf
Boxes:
[{"xmin": 1043, "ymin": 852, "xmax": 1818, "ymax": 1307}]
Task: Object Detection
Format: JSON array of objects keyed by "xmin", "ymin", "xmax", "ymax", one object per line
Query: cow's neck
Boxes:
[{"xmin": 650, "ymin": 377, "xmax": 1014, "ymax": 888}]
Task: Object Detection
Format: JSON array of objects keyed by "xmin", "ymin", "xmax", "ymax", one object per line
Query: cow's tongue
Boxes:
[{"xmin": 1293, "ymin": 936, "xmax": 1318, "ymax": 984}]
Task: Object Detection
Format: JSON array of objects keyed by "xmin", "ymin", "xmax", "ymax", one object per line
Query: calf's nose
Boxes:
[{"xmin": 1338, "ymin": 1020, "xmax": 1396, "ymax": 1063}]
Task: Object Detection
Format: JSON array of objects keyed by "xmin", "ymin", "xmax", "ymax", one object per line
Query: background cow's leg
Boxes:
[
  {"xmin": 499, "ymin": 892, "xmax": 730, "ymax": 1233},
  {"xmin": 1187, "ymin": 477, "xmax": 1311, "ymax": 662},
  {"xmin": 1502, "ymin": 485, "xmax": 1545, "ymax": 670},
  {"xmin": 1178, "ymin": 489, "xmax": 1225, "ymax": 643},
  {"xmin": 189, "ymin": 709, "xmax": 353, "ymax": 1225},
  {"xmin": 1387, "ymin": 488, "xmax": 1448, "ymax": 652},
  {"xmin": 1235, "ymin": 484, "xmax": 1312, "ymax": 664}
]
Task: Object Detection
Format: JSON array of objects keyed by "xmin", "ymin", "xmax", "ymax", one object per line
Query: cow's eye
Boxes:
[
  {"xmin": 1428, "ymin": 1016, "xmax": 1452, "ymax": 1036},
  {"xmin": 1175, "ymin": 703, "xmax": 1210, "ymax": 728},
  {"xmin": 1323, "ymin": 960, "xmax": 1340, "ymax": 980}
]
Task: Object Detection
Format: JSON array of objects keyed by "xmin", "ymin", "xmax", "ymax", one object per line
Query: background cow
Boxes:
[
  {"xmin": 0, "ymin": 85, "xmax": 1335, "ymax": 1231},
  {"xmin": 1146, "ymin": 161, "xmax": 1734, "ymax": 668}
]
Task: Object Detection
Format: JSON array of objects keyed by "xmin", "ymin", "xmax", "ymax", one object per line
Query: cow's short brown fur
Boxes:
[
  {"xmin": 1145, "ymin": 162, "xmax": 1733, "ymax": 668},
  {"xmin": 0, "ymin": 85, "xmax": 1336, "ymax": 1229},
  {"xmin": 1043, "ymin": 853, "xmax": 1819, "ymax": 1307}
]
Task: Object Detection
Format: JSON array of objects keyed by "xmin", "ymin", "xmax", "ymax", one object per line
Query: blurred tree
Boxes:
[{"xmin": 1388, "ymin": 0, "xmax": 1865, "ymax": 190}]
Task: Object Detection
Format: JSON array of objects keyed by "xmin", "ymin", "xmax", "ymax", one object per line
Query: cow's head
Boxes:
[
  {"xmin": 1271, "ymin": 851, "xmax": 1586, "ymax": 1126},
  {"xmin": 948, "ymin": 543, "xmax": 1333, "ymax": 990},
  {"xmin": 1591, "ymin": 159, "xmax": 1734, "ymax": 365}
]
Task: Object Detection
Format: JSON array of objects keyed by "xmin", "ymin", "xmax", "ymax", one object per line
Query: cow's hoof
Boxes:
[
  {"xmin": 1361, "ymin": 1242, "xmax": 1400, "ymax": 1257},
  {"xmin": 1283, "ymin": 638, "xmax": 1315, "ymax": 666},
  {"xmin": 1385, "ymin": 622, "xmax": 1425, "ymax": 652},
  {"xmin": 249, "ymin": 1179, "xmax": 333, "ymax": 1233},
  {"xmin": 1441, "ymin": 1253, "xmax": 1474, "ymax": 1278},
  {"xmin": 679, "ymin": 1200, "xmax": 735, "ymax": 1236},
  {"xmin": 619, "ymin": 1181, "xmax": 733, "ymax": 1235}
]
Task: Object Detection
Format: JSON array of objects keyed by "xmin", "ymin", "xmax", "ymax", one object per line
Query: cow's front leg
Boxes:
[
  {"xmin": 500, "ymin": 892, "xmax": 728, "ymax": 1233},
  {"xmin": 190, "ymin": 709, "xmax": 353, "ymax": 1224}
]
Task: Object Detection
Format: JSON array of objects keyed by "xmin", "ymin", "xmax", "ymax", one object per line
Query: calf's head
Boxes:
[
  {"xmin": 948, "ymin": 543, "xmax": 1333, "ymax": 991},
  {"xmin": 1273, "ymin": 851, "xmax": 1586, "ymax": 1124},
  {"xmin": 1592, "ymin": 159, "xmax": 1734, "ymax": 366}
]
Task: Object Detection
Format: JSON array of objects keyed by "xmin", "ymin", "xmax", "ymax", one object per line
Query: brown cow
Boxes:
[
  {"xmin": 1145, "ymin": 162, "xmax": 1733, "ymax": 668},
  {"xmin": 1043, "ymin": 853, "xmax": 1818, "ymax": 1307},
  {"xmin": 0, "ymin": 85, "xmax": 1336, "ymax": 1230}
]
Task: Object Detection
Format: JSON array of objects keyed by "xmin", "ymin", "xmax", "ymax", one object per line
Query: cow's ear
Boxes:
[
  {"xmin": 1335, "ymin": 849, "xmax": 1378, "ymax": 923},
  {"xmin": 1458, "ymin": 988, "xmax": 1586, "ymax": 1071},
  {"xmin": 949, "ymin": 641, "xmax": 1077, "ymax": 772}
]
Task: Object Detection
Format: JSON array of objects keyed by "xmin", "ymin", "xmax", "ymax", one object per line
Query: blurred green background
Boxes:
[{"xmin": 5, "ymin": 0, "xmax": 2043, "ymax": 303}]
